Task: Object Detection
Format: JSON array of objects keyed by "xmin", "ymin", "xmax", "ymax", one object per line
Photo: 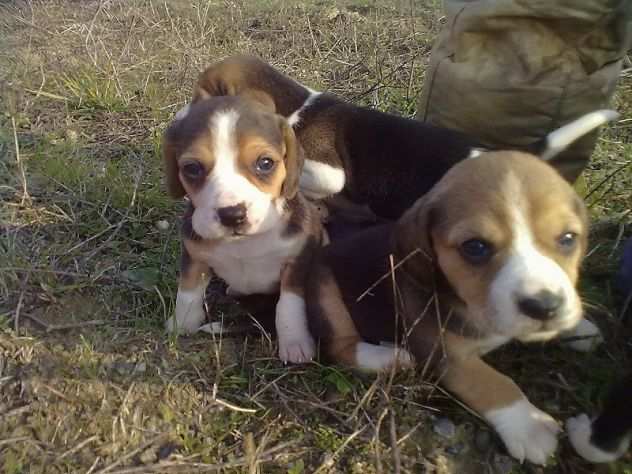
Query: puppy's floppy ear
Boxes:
[
  {"xmin": 193, "ymin": 62, "xmax": 276, "ymax": 112},
  {"xmin": 394, "ymin": 194, "xmax": 441, "ymax": 287},
  {"xmin": 279, "ymin": 117, "xmax": 304, "ymax": 199},
  {"xmin": 163, "ymin": 124, "xmax": 186, "ymax": 199}
]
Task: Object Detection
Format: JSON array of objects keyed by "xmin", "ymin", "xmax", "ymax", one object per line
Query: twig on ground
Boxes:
[
  {"xmin": 57, "ymin": 435, "xmax": 99, "ymax": 461},
  {"xmin": 19, "ymin": 313, "xmax": 107, "ymax": 332},
  {"xmin": 94, "ymin": 434, "xmax": 169, "ymax": 474},
  {"xmin": 10, "ymin": 266, "xmax": 32, "ymax": 335},
  {"xmin": 389, "ymin": 409, "xmax": 401, "ymax": 474},
  {"xmin": 11, "ymin": 116, "xmax": 30, "ymax": 205},
  {"xmin": 313, "ymin": 426, "xmax": 367, "ymax": 474},
  {"xmin": 214, "ymin": 397, "xmax": 257, "ymax": 414},
  {"xmin": 104, "ymin": 441, "xmax": 298, "ymax": 474},
  {"xmin": 0, "ymin": 405, "xmax": 31, "ymax": 420}
]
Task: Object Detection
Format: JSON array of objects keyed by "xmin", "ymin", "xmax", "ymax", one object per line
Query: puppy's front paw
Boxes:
[
  {"xmin": 487, "ymin": 399, "xmax": 560, "ymax": 465},
  {"xmin": 165, "ymin": 314, "xmax": 202, "ymax": 334},
  {"xmin": 275, "ymin": 292, "xmax": 314, "ymax": 364},
  {"xmin": 279, "ymin": 334, "xmax": 315, "ymax": 364},
  {"xmin": 167, "ymin": 287, "xmax": 207, "ymax": 334}
]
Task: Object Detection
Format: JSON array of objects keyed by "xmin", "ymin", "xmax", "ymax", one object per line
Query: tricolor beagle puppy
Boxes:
[
  {"xmin": 303, "ymin": 113, "xmax": 618, "ymax": 465},
  {"xmin": 179, "ymin": 55, "xmax": 483, "ymax": 220},
  {"xmin": 163, "ymin": 95, "xmax": 324, "ymax": 363}
]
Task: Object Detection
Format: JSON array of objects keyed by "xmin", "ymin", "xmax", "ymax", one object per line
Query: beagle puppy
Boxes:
[
  {"xmin": 178, "ymin": 55, "xmax": 482, "ymax": 220},
  {"xmin": 180, "ymin": 57, "xmax": 620, "ymax": 222},
  {"xmin": 304, "ymin": 113, "xmax": 618, "ymax": 465},
  {"xmin": 566, "ymin": 374, "xmax": 632, "ymax": 463},
  {"xmin": 163, "ymin": 95, "xmax": 324, "ymax": 363}
]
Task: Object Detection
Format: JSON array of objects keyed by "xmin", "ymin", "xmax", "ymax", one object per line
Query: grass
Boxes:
[{"xmin": 0, "ymin": 0, "xmax": 631, "ymax": 472}]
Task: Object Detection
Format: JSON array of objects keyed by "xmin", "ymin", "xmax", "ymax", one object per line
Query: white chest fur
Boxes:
[{"xmin": 201, "ymin": 229, "xmax": 304, "ymax": 295}]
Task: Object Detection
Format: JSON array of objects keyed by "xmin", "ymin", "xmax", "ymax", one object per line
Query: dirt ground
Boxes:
[{"xmin": 1, "ymin": 1, "xmax": 631, "ymax": 473}]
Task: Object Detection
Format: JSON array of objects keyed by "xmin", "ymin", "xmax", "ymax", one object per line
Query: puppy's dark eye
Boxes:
[
  {"xmin": 557, "ymin": 232, "xmax": 577, "ymax": 251},
  {"xmin": 254, "ymin": 155, "xmax": 276, "ymax": 175},
  {"xmin": 459, "ymin": 239, "xmax": 494, "ymax": 265},
  {"xmin": 181, "ymin": 161, "xmax": 204, "ymax": 179}
]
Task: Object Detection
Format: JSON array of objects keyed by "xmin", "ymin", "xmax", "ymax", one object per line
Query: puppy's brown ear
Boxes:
[
  {"xmin": 394, "ymin": 194, "xmax": 440, "ymax": 287},
  {"xmin": 279, "ymin": 117, "xmax": 304, "ymax": 199},
  {"xmin": 163, "ymin": 126, "xmax": 185, "ymax": 198},
  {"xmin": 193, "ymin": 60, "xmax": 276, "ymax": 112}
]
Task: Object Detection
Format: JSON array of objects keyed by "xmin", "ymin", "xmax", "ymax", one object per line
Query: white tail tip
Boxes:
[{"xmin": 541, "ymin": 109, "xmax": 619, "ymax": 161}]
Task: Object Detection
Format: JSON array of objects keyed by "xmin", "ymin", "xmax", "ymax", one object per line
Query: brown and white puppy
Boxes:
[
  {"xmin": 304, "ymin": 114, "xmax": 618, "ymax": 465},
  {"xmin": 163, "ymin": 95, "xmax": 324, "ymax": 363}
]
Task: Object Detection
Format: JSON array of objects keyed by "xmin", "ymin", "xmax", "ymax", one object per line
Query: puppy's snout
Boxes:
[
  {"xmin": 217, "ymin": 204, "xmax": 247, "ymax": 228},
  {"xmin": 517, "ymin": 290, "xmax": 565, "ymax": 321}
]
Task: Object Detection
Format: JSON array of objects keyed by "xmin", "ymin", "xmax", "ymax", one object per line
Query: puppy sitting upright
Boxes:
[
  {"xmin": 305, "ymin": 121, "xmax": 604, "ymax": 464},
  {"xmin": 163, "ymin": 96, "xmax": 324, "ymax": 363}
]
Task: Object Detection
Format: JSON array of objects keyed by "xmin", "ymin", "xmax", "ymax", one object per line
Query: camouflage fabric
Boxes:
[{"xmin": 419, "ymin": 0, "xmax": 632, "ymax": 181}]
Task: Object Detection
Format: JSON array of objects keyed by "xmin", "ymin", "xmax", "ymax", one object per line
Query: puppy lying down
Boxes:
[{"xmin": 304, "ymin": 111, "xmax": 620, "ymax": 465}]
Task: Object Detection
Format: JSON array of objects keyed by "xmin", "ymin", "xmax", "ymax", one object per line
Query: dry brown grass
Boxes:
[{"xmin": 0, "ymin": 1, "xmax": 631, "ymax": 473}]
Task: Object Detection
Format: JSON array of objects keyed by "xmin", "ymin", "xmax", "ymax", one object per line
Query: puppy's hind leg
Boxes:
[{"xmin": 309, "ymin": 264, "xmax": 413, "ymax": 371}]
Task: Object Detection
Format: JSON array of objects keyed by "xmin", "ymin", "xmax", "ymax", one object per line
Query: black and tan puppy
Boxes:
[
  {"xmin": 303, "ymin": 114, "xmax": 621, "ymax": 464},
  {"xmin": 163, "ymin": 95, "xmax": 324, "ymax": 363}
]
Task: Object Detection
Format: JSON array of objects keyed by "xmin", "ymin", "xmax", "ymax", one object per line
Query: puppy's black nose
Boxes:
[
  {"xmin": 517, "ymin": 290, "xmax": 565, "ymax": 320},
  {"xmin": 217, "ymin": 204, "xmax": 247, "ymax": 228}
]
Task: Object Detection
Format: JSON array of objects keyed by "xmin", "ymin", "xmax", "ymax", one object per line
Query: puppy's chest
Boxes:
[{"xmin": 205, "ymin": 235, "xmax": 303, "ymax": 295}]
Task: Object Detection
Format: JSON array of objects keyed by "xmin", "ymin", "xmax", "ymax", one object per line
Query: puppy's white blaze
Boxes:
[
  {"xmin": 299, "ymin": 159, "xmax": 346, "ymax": 199},
  {"xmin": 212, "ymin": 109, "xmax": 240, "ymax": 165},
  {"xmin": 566, "ymin": 414, "xmax": 630, "ymax": 463},
  {"xmin": 541, "ymin": 110, "xmax": 620, "ymax": 161},
  {"xmin": 191, "ymin": 109, "xmax": 282, "ymax": 239},
  {"xmin": 167, "ymin": 285, "xmax": 206, "ymax": 334},
  {"xmin": 486, "ymin": 399, "xmax": 560, "ymax": 465},
  {"xmin": 287, "ymin": 90, "xmax": 322, "ymax": 127},
  {"xmin": 355, "ymin": 342, "xmax": 414, "ymax": 371},
  {"xmin": 490, "ymin": 204, "xmax": 580, "ymax": 337},
  {"xmin": 276, "ymin": 292, "xmax": 315, "ymax": 363},
  {"xmin": 174, "ymin": 103, "xmax": 191, "ymax": 120}
]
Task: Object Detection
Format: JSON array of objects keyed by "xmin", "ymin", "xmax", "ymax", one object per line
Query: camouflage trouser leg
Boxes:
[{"xmin": 419, "ymin": 0, "xmax": 632, "ymax": 182}]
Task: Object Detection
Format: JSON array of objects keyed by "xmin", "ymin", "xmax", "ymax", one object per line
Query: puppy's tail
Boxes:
[{"xmin": 531, "ymin": 110, "xmax": 620, "ymax": 161}]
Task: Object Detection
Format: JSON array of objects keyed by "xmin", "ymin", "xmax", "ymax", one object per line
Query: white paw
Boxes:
[
  {"xmin": 486, "ymin": 399, "xmax": 560, "ymax": 465},
  {"xmin": 275, "ymin": 292, "xmax": 314, "ymax": 364},
  {"xmin": 566, "ymin": 414, "xmax": 621, "ymax": 463},
  {"xmin": 562, "ymin": 319, "xmax": 603, "ymax": 352},
  {"xmin": 166, "ymin": 287, "xmax": 206, "ymax": 334},
  {"xmin": 355, "ymin": 342, "xmax": 415, "ymax": 371},
  {"xmin": 165, "ymin": 313, "xmax": 204, "ymax": 334},
  {"xmin": 279, "ymin": 334, "xmax": 316, "ymax": 364}
]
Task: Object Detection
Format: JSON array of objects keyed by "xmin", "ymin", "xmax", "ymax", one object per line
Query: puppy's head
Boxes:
[
  {"xmin": 396, "ymin": 152, "xmax": 588, "ymax": 341},
  {"xmin": 163, "ymin": 96, "xmax": 303, "ymax": 240}
]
